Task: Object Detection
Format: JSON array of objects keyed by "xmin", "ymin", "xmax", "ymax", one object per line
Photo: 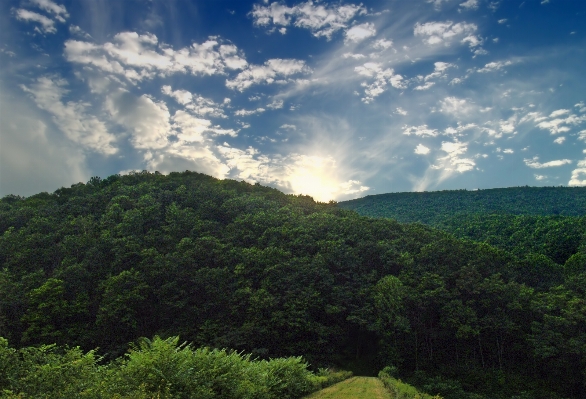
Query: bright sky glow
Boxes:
[{"xmin": 1, "ymin": 0, "xmax": 585, "ymax": 201}]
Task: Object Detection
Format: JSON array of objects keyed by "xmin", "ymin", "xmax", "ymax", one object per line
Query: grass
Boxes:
[{"xmin": 303, "ymin": 376, "xmax": 390, "ymax": 399}]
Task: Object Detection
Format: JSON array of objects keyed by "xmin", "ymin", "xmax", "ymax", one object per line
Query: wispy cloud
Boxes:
[
  {"xmin": 354, "ymin": 62, "xmax": 405, "ymax": 103},
  {"xmin": 403, "ymin": 125, "xmax": 439, "ymax": 137},
  {"xmin": 459, "ymin": 0, "xmax": 480, "ymax": 11},
  {"xmin": 345, "ymin": 23, "xmax": 376, "ymax": 43},
  {"xmin": 65, "ymin": 34, "xmax": 248, "ymax": 82},
  {"xmin": 414, "ymin": 20, "xmax": 482, "ymax": 53},
  {"xmin": 524, "ymin": 157, "xmax": 572, "ymax": 169},
  {"xmin": 30, "ymin": 0, "xmax": 69, "ymax": 22},
  {"xmin": 14, "ymin": 9, "xmax": 57, "ymax": 34},
  {"xmin": 226, "ymin": 59, "xmax": 311, "ymax": 91},
  {"xmin": 21, "ymin": 76, "xmax": 117, "ymax": 154},
  {"xmin": 250, "ymin": 1, "xmax": 366, "ymax": 40}
]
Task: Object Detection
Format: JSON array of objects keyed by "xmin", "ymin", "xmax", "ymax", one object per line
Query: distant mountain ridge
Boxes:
[{"xmin": 338, "ymin": 186, "xmax": 586, "ymax": 225}]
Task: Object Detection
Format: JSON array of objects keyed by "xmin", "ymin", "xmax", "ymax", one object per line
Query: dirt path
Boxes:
[{"xmin": 303, "ymin": 376, "xmax": 390, "ymax": 399}]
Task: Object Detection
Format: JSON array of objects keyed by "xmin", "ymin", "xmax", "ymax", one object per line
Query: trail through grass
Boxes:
[{"xmin": 304, "ymin": 376, "xmax": 390, "ymax": 399}]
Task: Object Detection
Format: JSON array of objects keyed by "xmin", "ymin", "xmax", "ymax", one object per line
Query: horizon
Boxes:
[
  {"xmin": 5, "ymin": 169, "xmax": 585, "ymax": 202},
  {"xmin": 1, "ymin": 0, "xmax": 585, "ymax": 202}
]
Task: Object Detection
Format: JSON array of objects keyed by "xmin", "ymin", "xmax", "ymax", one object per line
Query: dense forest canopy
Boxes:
[
  {"xmin": 339, "ymin": 187, "xmax": 586, "ymax": 268},
  {"xmin": 339, "ymin": 187, "xmax": 586, "ymax": 221},
  {"xmin": 1, "ymin": 171, "xmax": 585, "ymax": 399}
]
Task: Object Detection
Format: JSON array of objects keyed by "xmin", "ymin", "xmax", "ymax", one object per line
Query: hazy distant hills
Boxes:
[{"xmin": 338, "ymin": 186, "xmax": 586, "ymax": 225}]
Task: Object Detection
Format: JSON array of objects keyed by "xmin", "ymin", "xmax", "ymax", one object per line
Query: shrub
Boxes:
[{"xmin": 378, "ymin": 369, "xmax": 442, "ymax": 399}]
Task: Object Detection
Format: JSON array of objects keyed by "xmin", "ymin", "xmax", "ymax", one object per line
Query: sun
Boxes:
[{"xmin": 288, "ymin": 158, "xmax": 340, "ymax": 202}]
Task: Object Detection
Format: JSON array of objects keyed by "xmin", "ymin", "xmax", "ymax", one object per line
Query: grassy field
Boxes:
[{"xmin": 304, "ymin": 376, "xmax": 390, "ymax": 399}]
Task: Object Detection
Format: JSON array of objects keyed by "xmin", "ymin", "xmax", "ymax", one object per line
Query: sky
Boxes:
[{"xmin": 1, "ymin": 0, "xmax": 585, "ymax": 202}]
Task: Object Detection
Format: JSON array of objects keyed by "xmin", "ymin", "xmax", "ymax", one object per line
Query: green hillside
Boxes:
[
  {"xmin": 338, "ymin": 186, "xmax": 586, "ymax": 223},
  {"xmin": 339, "ymin": 187, "xmax": 586, "ymax": 268},
  {"xmin": 1, "ymin": 172, "xmax": 585, "ymax": 398}
]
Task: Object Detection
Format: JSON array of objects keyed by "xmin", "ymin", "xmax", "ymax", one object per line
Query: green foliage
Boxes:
[
  {"xmin": 0, "ymin": 335, "xmax": 350, "ymax": 399},
  {"xmin": 1, "ymin": 172, "xmax": 585, "ymax": 398},
  {"xmin": 0, "ymin": 337, "xmax": 100, "ymax": 399},
  {"xmin": 308, "ymin": 368, "xmax": 353, "ymax": 390},
  {"xmin": 339, "ymin": 188, "xmax": 586, "ymax": 268},
  {"xmin": 339, "ymin": 187, "xmax": 586, "ymax": 221},
  {"xmin": 378, "ymin": 369, "xmax": 442, "ymax": 399}
]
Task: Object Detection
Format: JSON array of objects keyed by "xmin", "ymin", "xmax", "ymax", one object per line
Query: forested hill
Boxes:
[
  {"xmin": 338, "ymin": 186, "xmax": 586, "ymax": 223},
  {"xmin": 338, "ymin": 187, "xmax": 586, "ymax": 267},
  {"xmin": 1, "ymin": 171, "xmax": 585, "ymax": 399}
]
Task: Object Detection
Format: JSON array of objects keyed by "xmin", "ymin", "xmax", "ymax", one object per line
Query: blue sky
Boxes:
[{"xmin": 1, "ymin": 0, "xmax": 585, "ymax": 201}]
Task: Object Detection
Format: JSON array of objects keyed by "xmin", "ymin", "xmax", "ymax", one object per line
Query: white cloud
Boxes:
[
  {"xmin": 569, "ymin": 160, "xmax": 586, "ymax": 186},
  {"xmin": 395, "ymin": 107, "xmax": 408, "ymax": 116},
  {"xmin": 414, "ymin": 81, "xmax": 435, "ymax": 91},
  {"xmin": 145, "ymin": 144, "xmax": 230, "ymax": 180},
  {"xmin": 31, "ymin": 0, "xmax": 68, "ymax": 21},
  {"xmin": 0, "ymin": 84, "xmax": 88, "ymax": 197},
  {"xmin": 414, "ymin": 21, "xmax": 479, "ymax": 51},
  {"xmin": 354, "ymin": 62, "xmax": 405, "ymax": 103},
  {"xmin": 280, "ymin": 124, "xmax": 297, "ymax": 130},
  {"xmin": 105, "ymin": 90, "xmax": 171, "ymax": 150},
  {"xmin": 575, "ymin": 101, "xmax": 586, "ymax": 113},
  {"xmin": 444, "ymin": 123, "xmax": 478, "ymax": 136},
  {"xmin": 498, "ymin": 19, "xmax": 507, "ymax": 24},
  {"xmin": 267, "ymin": 99, "xmax": 284, "ymax": 109},
  {"xmin": 426, "ymin": 0, "xmax": 451, "ymax": 9},
  {"xmin": 417, "ymin": 61, "xmax": 459, "ymax": 87},
  {"xmin": 234, "ymin": 108, "xmax": 266, "ymax": 116},
  {"xmin": 536, "ymin": 112, "xmax": 586, "ymax": 134},
  {"xmin": 161, "ymin": 85, "xmax": 228, "ymax": 118},
  {"xmin": 14, "ymin": 9, "xmax": 56, "ymax": 33},
  {"xmin": 472, "ymin": 47, "xmax": 488, "ymax": 57},
  {"xmin": 477, "ymin": 60, "xmax": 513, "ymax": 73},
  {"xmin": 462, "ymin": 35, "xmax": 483, "ymax": 47},
  {"xmin": 439, "ymin": 141, "xmax": 475, "ymax": 172},
  {"xmin": 250, "ymin": 1, "xmax": 366, "ymax": 40},
  {"xmin": 425, "ymin": 61, "xmax": 455, "ymax": 81},
  {"xmin": 171, "ymin": 111, "xmax": 211, "ymax": 142},
  {"xmin": 226, "ymin": 58, "xmax": 310, "ymax": 91},
  {"xmin": 250, "ymin": 2, "xmax": 293, "ymax": 26},
  {"xmin": 535, "ymin": 174, "xmax": 547, "ymax": 181},
  {"xmin": 549, "ymin": 109, "xmax": 570, "ymax": 118},
  {"xmin": 21, "ymin": 76, "xmax": 117, "ymax": 154},
  {"xmin": 438, "ymin": 96, "xmax": 476, "ymax": 118},
  {"xmin": 373, "ymin": 39, "xmax": 393, "ymax": 50},
  {"xmin": 345, "ymin": 23, "xmax": 376, "ymax": 43},
  {"xmin": 65, "ymin": 34, "xmax": 247, "ymax": 82},
  {"xmin": 553, "ymin": 136, "xmax": 565, "ymax": 144},
  {"xmin": 415, "ymin": 144, "xmax": 431, "ymax": 155},
  {"xmin": 503, "ymin": 149, "xmax": 514, "ymax": 154},
  {"xmin": 459, "ymin": 0, "xmax": 479, "ymax": 10},
  {"xmin": 161, "ymin": 85, "xmax": 192, "ymax": 105},
  {"xmin": 172, "ymin": 111, "xmax": 237, "ymax": 141},
  {"xmin": 343, "ymin": 53, "xmax": 367, "ymax": 59},
  {"xmin": 524, "ymin": 156, "xmax": 572, "ymax": 169},
  {"xmin": 499, "ymin": 120, "xmax": 516, "ymax": 135},
  {"xmin": 403, "ymin": 125, "xmax": 439, "ymax": 137},
  {"xmin": 69, "ymin": 25, "xmax": 91, "ymax": 39}
]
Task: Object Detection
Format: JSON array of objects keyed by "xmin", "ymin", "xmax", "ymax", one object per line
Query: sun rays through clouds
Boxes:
[{"xmin": 2, "ymin": 0, "xmax": 585, "ymax": 198}]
